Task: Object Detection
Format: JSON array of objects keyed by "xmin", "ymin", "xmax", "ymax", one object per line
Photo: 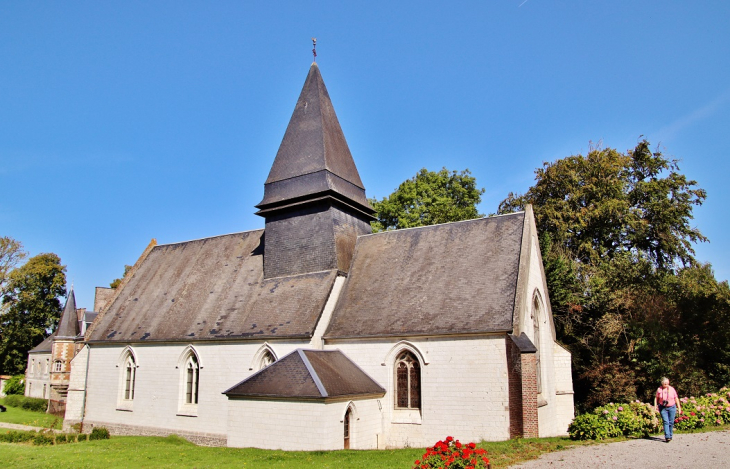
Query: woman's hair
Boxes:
[{"xmin": 660, "ymin": 377, "xmax": 669, "ymax": 385}]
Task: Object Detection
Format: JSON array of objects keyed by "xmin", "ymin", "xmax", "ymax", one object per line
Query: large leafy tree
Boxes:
[
  {"xmin": 499, "ymin": 140, "xmax": 707, "ymax": 270},
  {"xmin": 370, "ymin": 168, "xmax": 485, "ymax": 232},
  {"xmin": 0, "ymin": 236, "xmax": 27, "ymax": 292},
  {"xmin": 0, "ymin": 253, "xmax": 66, "ymax": 374},
  {"xmin": 498, "ymin": 140, "xmax": 716, "ymax": 408}
]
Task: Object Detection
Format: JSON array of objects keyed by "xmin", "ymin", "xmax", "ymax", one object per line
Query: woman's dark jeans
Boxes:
[{"xmin": 659, "ymin": 405, "xmax": 676, "ymax": 439}]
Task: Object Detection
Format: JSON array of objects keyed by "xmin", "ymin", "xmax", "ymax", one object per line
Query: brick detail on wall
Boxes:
[{"xmin": 506, "ymin": 337, "xmax": 539, "ymax": 438}]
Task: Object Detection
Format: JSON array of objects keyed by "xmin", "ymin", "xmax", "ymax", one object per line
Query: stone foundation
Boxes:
[{"xmin": 81, "ymin": 420, "xmax": 227, "ymax": 446}]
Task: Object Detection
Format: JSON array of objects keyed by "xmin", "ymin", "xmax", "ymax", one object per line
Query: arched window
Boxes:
[
  {"xmin": 259, "ymin": 349, "xmax": 275, "ymax": 369},
  {"xmin": 395, "ymin": 351, "xmax": 421, "ymax": 410},
  {"xmin": 185, "ymin": 354, "xmax": 199, "ymax": 405},
  {"xmin": 54, "ymin": 360, "xmax": 63, "ymax": 372},
  {"xmin": 117, "ymin": 348, "xmax": 138, "ymax": 410},
  {"xmin": 532, "ymin": 293, "xmax": 543, "ymax": 394},
  {"xmin": 344, "ymin": 407, "xmax": 352, "ymax": 449},
  {"xmin": 124, "ymin": 354, "xmax": 136, "ymax": 400}
]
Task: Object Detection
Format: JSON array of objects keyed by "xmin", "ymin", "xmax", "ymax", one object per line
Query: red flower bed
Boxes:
[{"xmin": 413, "ymin": 436, "xmax": 490, "ymax": 469}]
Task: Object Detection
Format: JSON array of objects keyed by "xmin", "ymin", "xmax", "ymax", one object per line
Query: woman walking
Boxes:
[{"xmin": 654, "ymin": 377, "xmax": 682, "ymax": 442}]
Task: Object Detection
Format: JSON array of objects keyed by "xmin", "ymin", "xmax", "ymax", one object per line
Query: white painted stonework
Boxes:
[
  {"xmin": 68, "ymin": 208, "xmax": 574, "ymax": 448},
  {"xmin": 25, "ymin": 353, "xmax": 51, "ymax": 399}
]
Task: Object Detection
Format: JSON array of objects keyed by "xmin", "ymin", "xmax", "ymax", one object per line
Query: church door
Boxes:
[{"xmin": 344, "ymin": 408, "xmax": 352, "ymax": 449}]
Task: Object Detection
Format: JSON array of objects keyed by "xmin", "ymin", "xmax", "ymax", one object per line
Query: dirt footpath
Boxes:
[{"xmin": 509, "ymin": 431, "xmax": 730, "ymax": 469}]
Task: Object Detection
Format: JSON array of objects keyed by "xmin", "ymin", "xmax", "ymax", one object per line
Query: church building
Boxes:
[{"xmin": 62, "ymin": 62, "xmax": 574, "ymax": 449}]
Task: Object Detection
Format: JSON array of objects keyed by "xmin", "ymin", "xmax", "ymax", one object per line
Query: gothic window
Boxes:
[
  {"xmin": 344, "ymin": 407, "xmax": 352, "ymax": 449},
  {"xmin": 395, "ymin": 351, "xmax": 421, "ymax": 410},
  {"xmin": 185, "ymin": 354, "xmax": 200, "ymax": 405},
  {"xmin": 117, "ymin": 348, "xmax": 138, "ymax": 410},
  {"xmin": 124, "ymin": 354, "xmax": 136, "ymax": 400},
  {"xmin": 260, "ymin": 350, "xmax": 275, "ymax": 369}
]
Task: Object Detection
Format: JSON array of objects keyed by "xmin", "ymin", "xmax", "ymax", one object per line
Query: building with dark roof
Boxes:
[
  {"xmin": 24, "ymin": 288, "xmax": 100, "ymax": 412},
  {"xmin": 63, "ymin": 62, "xmax": 574, "ymax": 449}
]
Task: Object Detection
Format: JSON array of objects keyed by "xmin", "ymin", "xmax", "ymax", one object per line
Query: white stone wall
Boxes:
[
  {"xmin": 326, "ymin": 335, "xmax": 511, "ymax": 448},
  {"xmin": 553, "ymin": 343, "xmax": 574, "ymax": 434},
  {"xmin": 82, "ymin": 340, "xmax": 307, "ymax": 438},
  {"xmin": 228, "ymin": 398, "xmax": 381, "ymax": 450},
  {"xmin": 515, "ymin": 221, "xmax": 572, "ymax": 437},
  {"xmin": 25, "ymin": 353, "xmax": 51, "ymax": 399},
  {"xmin": 64, "ymin": 345, "xmax": 90, "ymax": 428}
]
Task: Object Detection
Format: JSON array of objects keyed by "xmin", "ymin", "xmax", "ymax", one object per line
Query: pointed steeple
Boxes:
[
  {"xmin": 256, "ymin": 62, "xmax": 374, "ymax": 217},
  {"xmin": 55, "ymin": 288, "xmax": 80, "ymax": 339},
  {"xmin": 257, "ymin": 63, "xmax": 375, "ymax": 279}
]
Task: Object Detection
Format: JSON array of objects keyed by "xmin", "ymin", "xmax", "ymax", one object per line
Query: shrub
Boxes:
[
  {"xmin": 674, "ymin": 387, "xmax": 730, "ymax": 431},
  {"xmin": 3, "ymin": 375, "xmax": 26, "ymax": 395},
  {"xmin": 569, "ymin": 385, "xmax": 730, "ymax": 440},
  {"xmin": 32, "ymin": 431, "xmax": 55, "ymax": 445},
  {"xmin": 0, "ymin": 430, "xmax": 35, "ymax": 443},
  {"xmin": 89, "ymin": 427, "xmax": 111, "ymax": 440},
  {"xmin": 2, "ymin": 394, "xmax": 48, "ymax": 412},
  {"xmin": 568, "ymin": 413, "xmax": 621, "ymax": 440},
  {"xmin": 413, "ymin": 436, "xmax": 489, "ymax": 469}
]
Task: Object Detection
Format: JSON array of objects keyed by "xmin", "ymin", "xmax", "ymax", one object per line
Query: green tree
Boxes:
[
  {"xmin": 499, "ymin": 140, "xmax": 706, "ymax": 270},
  {"xmin": 0, "ymin": 236, "xmax": 27, "ymax": 292},
  {"xmin": 0, "ymin": 253, "xmax": 66, "ymax": 374},
  {"xmin": 109, "ymin": 264, "xmax": 133, "ymax": 289},
  {"xmin": 370, "ymin": 168, "xmax": 485, "ymax": 232},
  {"xmin": 498, "ymin": 140, "xmax": 712, "ymax": 408}
]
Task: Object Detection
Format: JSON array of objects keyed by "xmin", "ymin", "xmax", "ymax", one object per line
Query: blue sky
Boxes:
[{"xmin": 2, "ymin": 1, "xmax": 728, "ymax": 309}]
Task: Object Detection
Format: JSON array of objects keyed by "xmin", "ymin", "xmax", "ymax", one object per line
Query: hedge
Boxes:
[
  {"xmin": 569, "ymin": 386, "xmax": 730, "ymax": 440},
  {"xmin": 2, "ymin": 395, "xmax": 48, "ymax": 412}
]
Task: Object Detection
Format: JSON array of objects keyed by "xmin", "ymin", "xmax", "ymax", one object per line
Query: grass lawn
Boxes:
[
  {"xmin": 2, "ymin": 422, "xmax": 728, "ymax": 468},
  {"xmin": 0, "ymin": 433, "xmax": 600, "ymax": 469},
  {"xmin": 0, "ymin": 399, "xmax": 61, "ymax": 429}
]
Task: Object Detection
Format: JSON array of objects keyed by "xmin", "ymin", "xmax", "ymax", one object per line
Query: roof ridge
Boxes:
[
  {"xmin": 359, "ymin": 211, "xmax": 526, "ymax": 238},
  {"xmin": 298, "ymin": 349, "xmax": 328, "ymax": 397},
  {"xmin": 155, "ymin": 228, "xmax": 265, "ymax": 247}
]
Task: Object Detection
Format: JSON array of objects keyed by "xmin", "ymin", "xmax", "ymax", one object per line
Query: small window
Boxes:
[
  {"xmin": 395, "ymin": 351, "xmax": 421, "ymax": 410},
  {"xmin": 259, "ymin": 350, "xmax": 275, "ymax": 369},
  {"xmin": 344, "ymin": 407, "xmax": 352, "ymax": 449},
  {"xmin": 124, "ymin": 355, "xmax": 136, "ymax": 400},
  {"xmin": 54, "ymin": 360, "xmax": 63, "ymax": 372},
  {"xmin": 185, "ymin": 354, "xmax": 199, "ymax": 405}
]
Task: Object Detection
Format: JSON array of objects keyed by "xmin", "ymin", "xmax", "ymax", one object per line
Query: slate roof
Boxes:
[
  {"xmin": 224, "ymin": 349, "xmax": 385, "ymax": 400},
  {"xmin": 256, "ymin": 62, "xmax": 374, "ymax": 217},
  {"xmin": 324, "ymin": 213, "xmax": 526, "ymax": 339},
  {"xmin": 87, "ymin": 230, "xmax": 338, "ymax": 343},
  {"xmin": 29, "ymin": 334, "xmax": 54, "ymax": 354},
  {"xmin": 56, "ymin": 289, "xmax": 80, "ymax": 339}
]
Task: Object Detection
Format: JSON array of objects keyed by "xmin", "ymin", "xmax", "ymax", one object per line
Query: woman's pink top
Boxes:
[{"xmin": 656, "ymin": 386, "xmax": 679, "ymax": 407}]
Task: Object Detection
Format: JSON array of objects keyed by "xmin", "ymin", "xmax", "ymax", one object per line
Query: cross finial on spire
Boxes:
[{"xmin": 312, "ymin": 37, "xmax": 317, "ymax": 62}]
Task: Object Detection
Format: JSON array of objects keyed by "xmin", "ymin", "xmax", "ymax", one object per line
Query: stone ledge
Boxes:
[{"xmin": 81, "ymin": 420, "xmax": 226, "ymax": 446}]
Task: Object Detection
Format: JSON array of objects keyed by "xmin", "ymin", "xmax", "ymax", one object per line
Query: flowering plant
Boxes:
[
  {"xmin": 569, "ymin": 385, "xmax": 730, "ymax": 440},
  {"xmin": 674, "ymin": 387, "xmax": 730, "ymax": 431},
  {"xmin": 413, "ymin": 436, "xmax": 490, "ymax": 469}
]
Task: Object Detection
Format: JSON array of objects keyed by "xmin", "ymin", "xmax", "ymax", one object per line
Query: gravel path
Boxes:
[{"xmin": 509, "ymin": 431, "xmax": 730, "ymax": 468}]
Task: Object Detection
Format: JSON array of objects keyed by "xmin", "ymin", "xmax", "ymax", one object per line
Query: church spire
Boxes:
[
  {"xmin": 256, "ymin": 62, "xmax": 374, "ymax": 217},
  {"xmin": 56, "ymin": 288, "xmax": 80, "ymax": 339},
  {"xmin": 257, "ymin": 63, "xmax": 375, "ymax": 279}
]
